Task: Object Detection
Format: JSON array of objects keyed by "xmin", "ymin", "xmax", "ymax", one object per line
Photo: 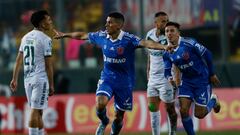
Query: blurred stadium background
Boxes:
[{"xmin": 0, "ymin": 0, "xmax": 240, "ymax": 134}]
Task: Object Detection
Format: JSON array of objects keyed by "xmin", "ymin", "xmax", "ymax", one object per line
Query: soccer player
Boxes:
[
  {"xmin": 54, "ymin": 12, "xmax": 175, "ymax": 135},
  {"xmin": 146, "ymin": 12, "xmax": 177, "ymax": 135},
  {"xmin": 10, "ymin": 10, "xmax": 55, "ymax": 135},
  {"xmin": 163, "ymin": 22, "xmax": 221, "ymax": 135}
]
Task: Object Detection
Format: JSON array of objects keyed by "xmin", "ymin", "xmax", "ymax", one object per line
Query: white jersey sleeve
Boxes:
[{"xmin": 43, "ymin": 38, "xmax": 52, "ymax": 57}]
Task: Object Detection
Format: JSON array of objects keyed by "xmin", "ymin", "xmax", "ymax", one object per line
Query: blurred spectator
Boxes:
[
  {"xmin": 0, "ymin": 23, "xmax": 16, "ymax": 70},
  {"xmin": 0, "ymin": 84, "xmax": 11, "ymax": 98},
  {"xmin": 66, "ymin": 38, "xmax": 85, "ymax": 68},
  {"xmin": 231, "ymin": 6, "xmax": 240, "ymax": 60},
  {"xmin": 79, "ymin": 42, "xmax": 103, "ymax": 68},
  {"xmin": 65, "ymin": 23, "xmax": 87, "ymax": 68}
]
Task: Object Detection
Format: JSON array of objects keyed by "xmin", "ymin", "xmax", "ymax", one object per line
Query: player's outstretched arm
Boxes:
[
  {"xmin": 54, "ymin": 31, "xmax": 88, "ymax": 40},
  {"xmin": 10, "ymin": 52, "xmax": 23, "ymax": 92},
  {"xmin": 139, "ymin": 39, "xmax": 175, "ymax": 51}
]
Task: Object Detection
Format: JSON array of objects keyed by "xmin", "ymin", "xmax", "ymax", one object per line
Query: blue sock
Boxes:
[
  {"xmin": 182, "ymin": 116, "xmax": 195, "ymax": 135},
  {"xmin": 206, "ymin": 98, "xmax": 216, "ymax": 113},
  {"xmin": 96, "ymin": 108, "xmax": 109, "ymax": 125},
  {"xmin": 110, "ymin": 120, "xmax": 123, "ymax": 135}
]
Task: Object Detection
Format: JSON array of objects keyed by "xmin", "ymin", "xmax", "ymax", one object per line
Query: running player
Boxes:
[{"xmin": 163, "ymin": 21, "xmax": 221, "ymax": 135}]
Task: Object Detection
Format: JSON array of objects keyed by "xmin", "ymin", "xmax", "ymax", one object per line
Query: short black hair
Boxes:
[
  {"xmin": 166, "ymin": 21, "xmax": 181, "ymax": 30},
  {"xmin": 108, "ymin": 12, "xmax": 125, "ymax": 23},
  {"xmin": 155, "ymin": 11, "xmax": 168, "ymax": 18},
  {"xmin": 31, "ymin": 10, "xmax": 49, "ymax": 28}
]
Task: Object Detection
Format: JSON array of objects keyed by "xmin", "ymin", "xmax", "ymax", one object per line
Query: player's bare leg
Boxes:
[
  {"xmin": 95, "ymin": 95, "xmax": 109, "ymax": 135},
  {"xmin": 29, "ymin": 109, "xmax": 40, "ymax": 135},
  {"xmin": 110, "ymin": 109, "xmax": 125, "ymax": 135},
  {"xmin": 38, "ymin": 110, "xmax": 45, "ymax": 135},
  {"xmin": 148, "ymin": 96, "xmax": 161, "ymax": 135},
  {"xmin": 165, "ymin": 102, "xmax": 177, "ymax": 135}
]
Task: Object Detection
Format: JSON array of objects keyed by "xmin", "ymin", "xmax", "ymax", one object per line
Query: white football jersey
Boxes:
[
  {"xmin": 146, "ymin": 28, "xmax": 168, "ymax": 85},
  {"xmin": 19, "ymin": 29, "xmax": 52, "ymax": 80}
]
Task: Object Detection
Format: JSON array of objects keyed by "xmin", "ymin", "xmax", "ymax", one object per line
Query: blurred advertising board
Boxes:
[{"xmin": 0, "ymin": 89, "xmax": 239, "ymax": 134}]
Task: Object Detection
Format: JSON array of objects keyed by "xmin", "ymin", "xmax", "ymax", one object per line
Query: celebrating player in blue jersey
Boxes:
[
  {"xmin": 54, "ymin": 12, "xmax": 174, "ymax": 135},
  {"xmin": 163, "ymin": 22, "xmax": 221, "ymax": 135}
]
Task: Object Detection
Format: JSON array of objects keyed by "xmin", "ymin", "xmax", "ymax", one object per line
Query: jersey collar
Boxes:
[{"xmin": 107, "ymin": 30, "xmax": 124, "ymax": 42}]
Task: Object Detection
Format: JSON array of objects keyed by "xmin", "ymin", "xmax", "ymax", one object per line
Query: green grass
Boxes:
[{"xmin": 6, "ymin": 130, "xmax": 240, "ymax": 135}]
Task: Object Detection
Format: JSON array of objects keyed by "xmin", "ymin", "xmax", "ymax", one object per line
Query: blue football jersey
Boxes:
[
  {"xmin": 163, "ymin": 37, "xmax": 211, "ymax": 86},
  {"xmin": 88, "ymin": 30, "xmax": 141, "ymax": 87}
]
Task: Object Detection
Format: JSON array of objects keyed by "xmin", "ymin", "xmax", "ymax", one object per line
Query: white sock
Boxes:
[
  {"xmin": 150, "ymin": 111, "xmax": 161, "ymax": 135},
  {"xmin": 39, "ymin": 128, "xmax": 45, "ymax": 135},
  {"xmin": 29, "ymin": 127, "xmax": 38, "ymax": 135}
]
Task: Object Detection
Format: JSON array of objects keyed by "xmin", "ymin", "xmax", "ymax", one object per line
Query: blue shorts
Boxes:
[
  {"xmin": 96, "ymin": 79, "xmax": 133, "ymax": 111},
  {"xmin": 178, "ymin": 83, "xmax": 212, "ymax": 106}
]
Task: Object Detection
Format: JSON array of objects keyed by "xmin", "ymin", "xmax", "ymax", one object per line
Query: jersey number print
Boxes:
[{"xmin": 24, "ymin": 40, "xmax": 35, "ymax": 66}]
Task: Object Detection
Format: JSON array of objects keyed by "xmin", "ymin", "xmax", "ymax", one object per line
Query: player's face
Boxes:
[
  {"xmin": 105, "ymin": 17, "xmax": 121, "ymax": 35},
  {"xmin": 155, "ymin": 15, "xmax": 168, "ymax": 31},
  {"xmin": 165, "ymin": 25, "xmax": 180, "ymax": 45},
  {"xmin": 41, "ymin": 15, "xmax": 53, "ymax": 31}
]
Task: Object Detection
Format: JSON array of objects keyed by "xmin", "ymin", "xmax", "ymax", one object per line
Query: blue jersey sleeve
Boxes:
[
  {"xmin": 163, "ymin": 52, "xmax": 173, "ymax": 79},
  {"xmin": 129, "ymin": 34, "xmax": 142, "ymax": 48},
  {"xmin": 88, "ymin": 31, "xmax": 106, "ymax": 47},
  {"xmin": 202, "ymin": 49, "xmax": 214, "ymax": 76},
  {"xmin": 193, "ymin": 42, "xmax": 214, "ymax": 76},
  {"xmin": 193, "ymin": 42, "xmax": 207, "ymax": 56}
]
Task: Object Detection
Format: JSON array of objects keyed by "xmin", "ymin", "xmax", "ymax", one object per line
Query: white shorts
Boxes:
[
  {"xmin": 24, "ymin": 77, "xmax": 49, "ymax": 109},
  {"xmin": 147, "ymin": 82, "xmax": 175, "ymax": 103}
]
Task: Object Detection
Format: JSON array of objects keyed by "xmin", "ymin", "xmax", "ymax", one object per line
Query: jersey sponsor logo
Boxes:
[
  {"xmin": 103, "ymin": 55, "xmax": 126, "ymax": 63},
  {"xmin": 179, "ymin": 61, "xmax": 194, "ymax": 69},
  {"xmin": 117, "ymin": 47, "xmax": 124, "ymax": 55},
  {"xmin": 182, "ymin": 52, "xmax": 189, "ymax": 60},
  {"xmin": 149, "ymin": 50, "xmax": 164, "ymax": 56}
]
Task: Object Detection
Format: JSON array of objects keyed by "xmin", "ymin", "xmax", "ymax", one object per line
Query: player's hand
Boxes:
[
  {"xmin": 165, "ymin": 44, "xmax": 177, "ymax": 53},
  {"xmin": 210, "ymin": 74, "xmax": 221, "ymax": 86},
  {"xmin": 49, "ymin": 86, "xmax": 55, "ymax": 96},
  {"xmin": 53, "ymin": 30, "xmax": 65, "ymax": 39},
  {"xmin": 10, "ymin": 79, "xmax": 17, "ymax": 92}
]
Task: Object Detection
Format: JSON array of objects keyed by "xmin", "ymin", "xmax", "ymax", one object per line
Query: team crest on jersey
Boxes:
[
  {"xmin": 117, "ymin": 47, "xmax": 124, "ymax": 55},
  {"xmin": 182, "ymin": 52, "xmax": 189, "ymax": 60}
]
